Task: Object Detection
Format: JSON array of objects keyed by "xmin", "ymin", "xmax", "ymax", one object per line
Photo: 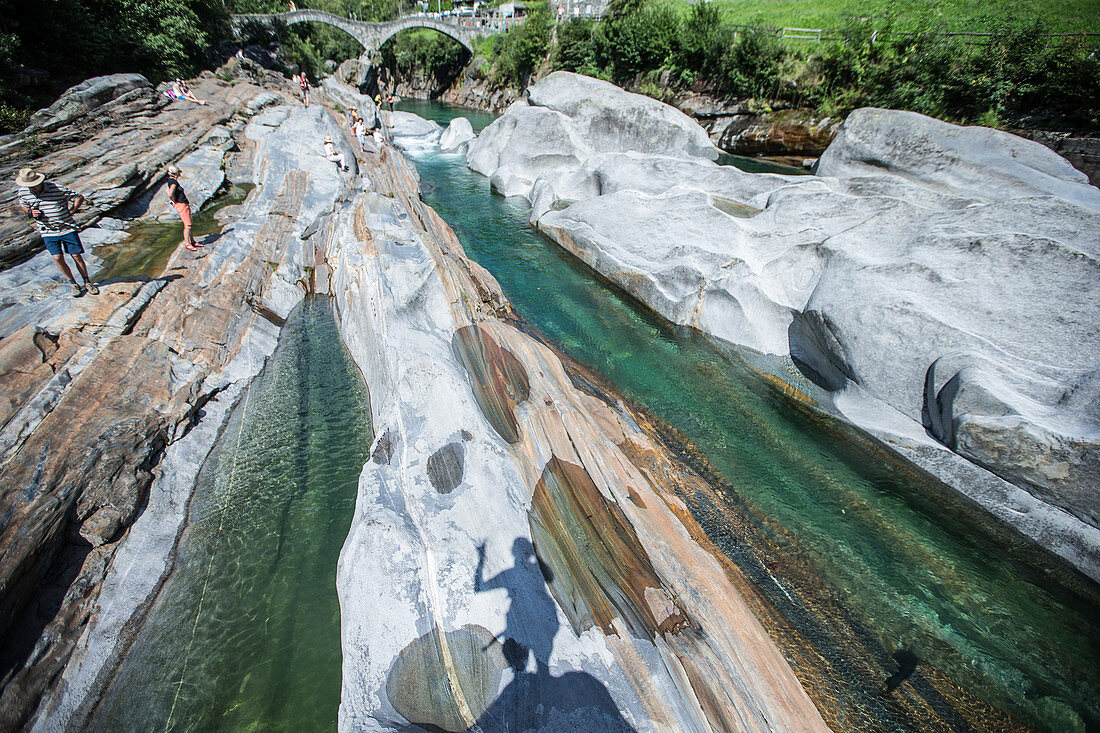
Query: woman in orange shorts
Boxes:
[{"xmin": 166, "ymin": 165, "xmax": 200, "ymax": 250}]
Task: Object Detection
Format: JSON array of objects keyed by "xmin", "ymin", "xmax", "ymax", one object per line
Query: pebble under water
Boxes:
[
  {"xmin": 90, "ymin": 296, "xmax": 371, "ymax": 732},
  {"xmin": 398, "ymin": 99, "xmax": 1100, "ymax": 733}
]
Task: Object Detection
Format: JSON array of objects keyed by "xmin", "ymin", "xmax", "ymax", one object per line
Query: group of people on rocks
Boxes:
[
  {"xmin": 15, "ymin": 162, "xmax": 202, "ymax": 297},
  {"xmin": 16, "ymin": 70, "xmax": 396, "ymax": 298}
]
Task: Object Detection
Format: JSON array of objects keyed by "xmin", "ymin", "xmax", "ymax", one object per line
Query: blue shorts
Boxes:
[{"xmin": 42, "ymin": 231, "xmax": 84, "ymax": 256}]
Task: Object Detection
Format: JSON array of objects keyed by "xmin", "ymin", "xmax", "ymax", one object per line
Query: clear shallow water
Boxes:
[
  {"xmin": 93, "ymin": 183, "xmax": 254, "ymax": 282},
  {"xmin": 399, "ymin": 101, "xmax": 1100, "ymax": 732},
  {"xmin": 92, "ymin": 297, "xmax": 370, "ymax": 732}
]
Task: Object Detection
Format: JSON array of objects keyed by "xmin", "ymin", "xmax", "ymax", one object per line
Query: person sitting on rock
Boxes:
[
  {"xmin": 165, "ymin": 165, "xmax": 201, "ymax": 251},
  {"xmin": 323, "ymin": 136, "xmax": 349, "ymax": 171},
  {"xmin": 173, "ymin": 79, "xmax": 206, "ymax": 105},
  {"xmin": 16, "ymin": 167, "xmax": 98, "ymax": 297}
]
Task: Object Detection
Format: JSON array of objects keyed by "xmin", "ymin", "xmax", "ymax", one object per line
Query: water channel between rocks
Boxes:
[
  {"xmin": 91, "ymin": 296, "xmax": 371, "ymax": 731},
  {"xmin": 93, "ymin": 183, "xmax": 255, "ymax": 282},
  {"xmin": 398, "ymin": 99, "xmax": 1100, "ymax": 732}
]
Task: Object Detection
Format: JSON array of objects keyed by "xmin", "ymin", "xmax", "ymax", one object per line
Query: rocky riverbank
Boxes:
[
  {"xmin": 465, "ymin": 71, "xmax": 1100, "ymax": 582},
  {"xmin": 4, "ymin": 68, "xmax": 839, "ymax": 731},
  {"xmin": 0, "ymin": 61, "xmax": 347, "ymax": 730},
  {"xmin": 389, "ymin": 62, "xmax": 1100, "ymax": 181}
]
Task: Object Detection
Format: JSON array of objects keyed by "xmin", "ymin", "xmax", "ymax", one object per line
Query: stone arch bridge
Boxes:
[{"xmin": 232, "ymin": 10, "xmax": 494, "ymax": 54}]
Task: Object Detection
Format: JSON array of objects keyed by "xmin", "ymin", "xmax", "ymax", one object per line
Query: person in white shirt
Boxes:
[{"xmin": 323, "ymin": 136, "xmax": 349, "ymax": 171}]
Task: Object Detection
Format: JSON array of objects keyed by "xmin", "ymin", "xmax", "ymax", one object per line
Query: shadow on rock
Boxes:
[{"xmin": 384, "ymin": 538, "xmax": 634, "ymax": 732}]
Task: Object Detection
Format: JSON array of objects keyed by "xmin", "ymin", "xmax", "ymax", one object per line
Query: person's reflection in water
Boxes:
[{"xmin": 474, "ymin": 538, "xmax": 636, "ymax": 732}]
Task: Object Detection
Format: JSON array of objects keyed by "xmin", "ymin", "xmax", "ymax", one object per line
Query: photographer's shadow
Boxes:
[{"xmin": 474, "ymin": 538, "xmax": 635, "ymax": 732}]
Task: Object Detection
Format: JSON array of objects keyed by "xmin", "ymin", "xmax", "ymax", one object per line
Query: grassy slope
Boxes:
[{"xmin": 710, "ymin": 0, "xmax": 1100, "ymax": 34}]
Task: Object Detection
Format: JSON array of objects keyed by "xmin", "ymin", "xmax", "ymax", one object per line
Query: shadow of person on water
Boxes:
[{"xmin": 474, "ymin": 538, "xmax": 636, "ymax": 732}]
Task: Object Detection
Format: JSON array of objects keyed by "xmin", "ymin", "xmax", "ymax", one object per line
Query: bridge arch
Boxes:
[{"xmin": 231, "ymin": 10, "xmax": 487, "ymax": 54}]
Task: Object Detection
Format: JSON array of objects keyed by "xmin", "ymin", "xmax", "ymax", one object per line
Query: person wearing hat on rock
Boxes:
[
  {"xmin": 165, "ymin": 165, "xmax": 201, "ymax": 251},
  {"xmin": 323, "ymin": 136, "xmax": 349, "ymax": 171},
  {"xmin": 16, "ymin": 167, "xmax": 98, "ymax": 297}
]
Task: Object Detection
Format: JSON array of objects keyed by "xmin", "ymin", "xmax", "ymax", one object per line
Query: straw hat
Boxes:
[
  {"xmin": 324, "ymin": 135, "xmax": 333, "ymax": 142},
  {"xmin": 166, "ymin": 164, "xmax": 181, "ymax": 176},
  {"xmin": 15, "ymin": 167, "xmax": 45, "ymax": 188}
]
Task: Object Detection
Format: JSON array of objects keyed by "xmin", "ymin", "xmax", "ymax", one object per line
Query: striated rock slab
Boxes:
[
  {"xmin": 462, "ymin": 83, "xmax": 1100, "ymax": 579},
  {"xmin": 327, "ymin": 144, "xmax": 827, "ymax": 731},
  {"xmin": 439, "ymin": 116, "xmax": 475, "ymax": 153},
  {"xmin": 2, "ymin": 74, "xmax": 341, "ymax": 727},
  {"xmin": 0, "ymin": 68, "xmax": 298, "ymax": 266}
]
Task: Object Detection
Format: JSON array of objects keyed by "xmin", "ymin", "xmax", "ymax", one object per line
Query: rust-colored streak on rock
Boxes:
[
  {"xmin": 0, "ymin": 336, "xmax": 186, "ymax": 684},
  {"xmin": 451, "ymin": 324, "xmax": 530, "ymax": 444},
  {"xmin": 529, "ymin": 455, "xmax": 687, "ymax": 638}
]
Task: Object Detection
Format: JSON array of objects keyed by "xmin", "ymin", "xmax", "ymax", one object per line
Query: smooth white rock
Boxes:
[
  {"xmin": 387, "ymin": 111, "xmax": 442, "ymax": 152},
  {"xmin": 439, "ymin": 116, "xmax": 475, "ymax": 153}
]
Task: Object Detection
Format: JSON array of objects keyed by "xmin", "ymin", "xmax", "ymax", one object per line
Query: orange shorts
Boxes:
[{"xmin": 173, "ymin": 202, "xmax": 192, "ymax": 226}]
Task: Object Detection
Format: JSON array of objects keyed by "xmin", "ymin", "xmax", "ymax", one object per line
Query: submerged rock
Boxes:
[{"xmin": 469, "ymin": 80, "xmax": 1100, "ymax": 576}]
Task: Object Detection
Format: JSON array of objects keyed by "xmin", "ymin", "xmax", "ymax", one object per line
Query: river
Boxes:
[
  {"xmin": 90, "ymin": 296, "xmax": 371, "ymax": 732},
  {"xmin": 396, "ymin": 98, "xmax": 1100, "ymax": 733}
]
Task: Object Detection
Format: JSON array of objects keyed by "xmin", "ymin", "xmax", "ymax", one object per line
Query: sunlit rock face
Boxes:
[
  {"xmin": 328, "ymin": 147, "xmax": 827, "ymax": 732},
  {"xmin": 388, "ymin": 110, "xmax": 443, "ymax": 152},
  {"xmin": 467, "ymin": 71, "xmax": 719, "ymax": 202},
  {"xmin": 463, "ymin": 77, "xmax": 1100, "ymax": 576},
  {"xmin": 439, "ymin": 117, "xmax": 476, "ymax": 153},
  {"xmin": 12, "ymin": 96, "xmax": 351, "ymax": 731}
]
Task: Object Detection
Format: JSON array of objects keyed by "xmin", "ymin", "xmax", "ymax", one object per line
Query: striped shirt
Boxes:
[{"xmin": 18, "ymin": 182, "xmax": 81, "ymax": 236}]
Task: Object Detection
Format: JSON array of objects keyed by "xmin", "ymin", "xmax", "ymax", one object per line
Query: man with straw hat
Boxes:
[{"xmin": 16, "ymin": 167, "xmax": 98, "ymax": 297}]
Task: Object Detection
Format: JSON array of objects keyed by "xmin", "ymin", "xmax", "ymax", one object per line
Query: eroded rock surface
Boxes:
[
  {"xmin": 328, "ymin": 140, "xmax": 827, "ymax": 731},
  {"xmin": 467, "ymin": 71, "xmax": 719, "ymax": 202},
  {"xmin": 0, "ymin": 62, "xmax": 291, "ymax": 266},
  {"xmin": 0, "ymin": 67, "xmax": 342, "ymax": 730},
  {"xmin": 464, "ymin": 84, "xmax": 1100, "ymax": 579}
]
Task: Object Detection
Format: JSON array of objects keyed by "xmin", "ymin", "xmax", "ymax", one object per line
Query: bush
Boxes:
[
  {"xmin": 722, "ymin": 26, "xmax": 785, "ymax": 100},
  {"xmin": 553, "ymin": 18, "xmax": 598, "ymax": 74},
  {"xmin": 490, "ymin": 1, "xmax": 550, "ymax": 87},
  {"xmin": 673, "ymin": 3, "xmax": 730, "ymax": 81},
  {"xmin": 597, "ymin": 4, "xmax": 679, "ymax": 80}
]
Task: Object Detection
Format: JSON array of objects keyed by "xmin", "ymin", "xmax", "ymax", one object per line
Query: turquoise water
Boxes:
[
  {"xmin": 91, "ymin": 297, "xmax": 371, "ymax": 732},
  {"xmin": 399, "ymin": 100, "xmax": 1100, "ymax": 732}
]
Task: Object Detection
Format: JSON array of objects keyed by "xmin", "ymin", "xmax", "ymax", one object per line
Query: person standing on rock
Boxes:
[
  {"xmin": 165, "ymin": 165, "xmax": 200, "ymax": 251},
  {"xmin": 16, "ymin": 168, "xmax": 98, "ymax": 297},
  {"xmin": 353, "ymin": 116, "xmax": 368, "ymax": 150},
  {"xmin": 298, "ymin": 73, "xmax": 310, "ymax": 106}
]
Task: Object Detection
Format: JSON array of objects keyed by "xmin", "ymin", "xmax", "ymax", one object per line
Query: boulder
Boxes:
[
  {"xmin": 467, "ymin": 104, "xmax": 591, "ymax": 199},
  {"xmin": 526, "ymin": 72, "xmax": 720, "ymax": 161},
  {"xmin": 518, "ymin": 103, "xmax": 1100, "ymax": 533},
  {"xmin": 387, "ymin": 111, "xmax": 442, "ymax": 153},
  {"xmin": 27, "ymin": 74, "xmax": 152, "ymax": 133},
  {"xmin": 438, "ymin": 116, "xmax": 475, "ymax": 153},
  {"xmin": 466, "ymin": 72, "xmax": 719, "ymax": 202},
  {"xmin": 817, "ymin": 107, "xmax": 1100, "ymax": 210}
]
